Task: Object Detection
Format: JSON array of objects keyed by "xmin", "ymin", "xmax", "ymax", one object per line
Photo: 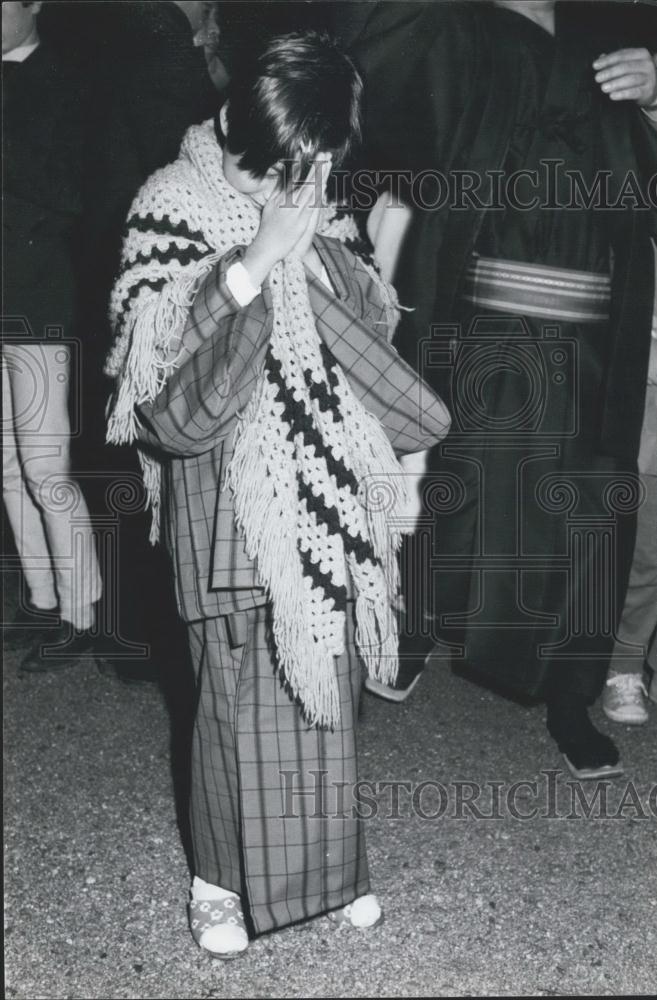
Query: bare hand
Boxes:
[
  {"xmin": 242, "ymin": 161, "xmax": 325, "ymax": 286},
  {"xmin": 291, "ymin": 156, "xmax": 332, "ymax": 262},
  {"xmin": 593, "ymin": 48, "xmax": 657, "ymax": 107}
]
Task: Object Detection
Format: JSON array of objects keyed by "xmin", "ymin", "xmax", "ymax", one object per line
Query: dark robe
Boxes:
[{"xmin": 351, "ymin": 1, "xmax": 657, "ymax": 699}]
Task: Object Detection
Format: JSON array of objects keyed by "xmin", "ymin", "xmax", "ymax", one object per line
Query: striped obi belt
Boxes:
[{"xmin": 462, "ymin": 255, "xmax": 612, "ymax": 324}]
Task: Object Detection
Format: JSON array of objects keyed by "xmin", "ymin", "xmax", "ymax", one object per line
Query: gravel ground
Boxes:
[{"xmin": 4, "ymin": 609, "xmax": 657, "ymax": 998}]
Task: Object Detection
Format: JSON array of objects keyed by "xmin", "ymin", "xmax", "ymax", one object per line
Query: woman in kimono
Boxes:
[{"xmin": 351, "ymin": 0, "xmax": 657, "ymax": 778}]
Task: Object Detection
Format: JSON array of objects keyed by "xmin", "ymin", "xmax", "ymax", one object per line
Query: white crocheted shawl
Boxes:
[{"xmin": 106, "ymin": 120, "xmax": 408, "ymax": 728}]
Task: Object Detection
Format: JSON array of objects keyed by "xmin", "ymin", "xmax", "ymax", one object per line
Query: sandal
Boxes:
[
  {"xmin": 326, "ymin": 893, "xmax": 384, "ymax": 929},
  {"xmin": 188, "ymin": 894, "xmax": 249, "ymax": 960}
]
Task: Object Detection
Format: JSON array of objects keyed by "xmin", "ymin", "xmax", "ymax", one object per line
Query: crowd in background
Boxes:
[{"xmin": 3, "ymin": 0, "xmax": 656, "ymax": 956}]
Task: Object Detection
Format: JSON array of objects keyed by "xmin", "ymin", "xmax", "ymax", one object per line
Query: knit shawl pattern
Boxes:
[{"xmin": 106, "ymin": 119, "xmax": 408, "ymax": 728}]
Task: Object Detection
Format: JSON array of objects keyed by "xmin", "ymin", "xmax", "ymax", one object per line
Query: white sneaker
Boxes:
[
  {"xmin": 189, "ymin": 877, "xmax": 249, "ymax": 959},
  {"xmin": 327, "ymin": 893, "xmax": 383, "ymax": 929},
  {"xmin": 602, "ymin": 673, "xmax": 649, "ymax": 725}
]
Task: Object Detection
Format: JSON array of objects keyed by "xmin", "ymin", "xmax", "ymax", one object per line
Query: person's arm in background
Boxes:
[
  {"xmin": 367, "ymin": 192, "xmax": 424, "ymax": 524},
  {"xmin": 367, "ymin": 192, "xmax": 413, "ymax": 284},
  {"xmin": 347, "ymin": 4, "xmax": 468, "ymax": 525},
  {"xmin": 593, "ymin": 44, "xmax": 657, "ymax": 235}
]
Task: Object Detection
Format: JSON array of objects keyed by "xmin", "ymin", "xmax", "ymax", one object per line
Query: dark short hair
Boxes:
[{"xmin": 218, "ymin": 31, "xmax": 362, "ymax": 179}]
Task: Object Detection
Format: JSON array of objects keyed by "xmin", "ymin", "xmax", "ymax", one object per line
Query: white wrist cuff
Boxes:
[{"xmin": 226, "ymin": 261, "xmax": 262, "ymax": 307}]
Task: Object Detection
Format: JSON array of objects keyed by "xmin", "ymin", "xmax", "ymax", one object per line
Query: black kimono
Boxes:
[{"xmin": 351, "ymin": 1, "xmax": 657, "ymax": 700}]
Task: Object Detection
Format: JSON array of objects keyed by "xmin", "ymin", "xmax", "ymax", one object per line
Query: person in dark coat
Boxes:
[{"xmin": 350, "ymin": 0, "xmax": 657, "ymax": 778}]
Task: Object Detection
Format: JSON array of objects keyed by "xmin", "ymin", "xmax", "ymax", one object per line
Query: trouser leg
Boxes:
[
  {"xmin": 2, "ymin": 353, "xmax": 58, "ymax": 609},
  {"xmin": 188, "ymin": 615, "xmax": 243, "ymax": 896},
  {"xmin": 2, "ymin": 344, "xmax": 102, "ymax": 629},
  {"xmin": 609, "ymin": 473, "xmax": 657, "ymax": 675}
]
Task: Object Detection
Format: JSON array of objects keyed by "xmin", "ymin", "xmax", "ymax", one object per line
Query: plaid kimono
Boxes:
[{"xmin": 134, "ymin": 234, "xmax": 450, "ymax": 933}]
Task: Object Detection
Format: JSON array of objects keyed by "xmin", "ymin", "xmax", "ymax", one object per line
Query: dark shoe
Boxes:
[
  {"xmin": 546, "ymin": 696, "xmax": 623, "ymax": 780},
  {"xmin": 561, "ymin": 749, "xmax": 624, "ymax": 781},
  {"xmin": 77, "ymin": 629, "xmax": 156, "ymax": 683},
  {"xmin": 19, "ymin": 622, "xmax": 96, "ymax": 674},
  {"xmin": 3, "ymin": 602, "xmax": 60, "ymax": 651},
  {"xmin": 364, "ymin": 633, "xmax": 434, "ymax": 703}
]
